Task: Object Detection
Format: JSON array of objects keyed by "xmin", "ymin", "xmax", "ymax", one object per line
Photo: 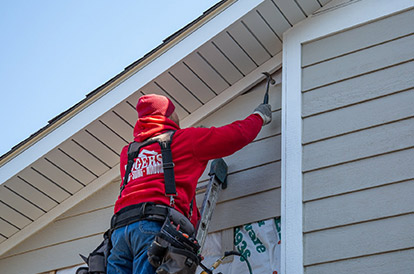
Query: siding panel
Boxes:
[
  {"xmin": 199, "ymin": 132, "xmax": 281, "ymax": 183},
  {"xmin": 209, "ymin": 188, "xmax": 281, "ymax": 232},
  {"xmin": 197, "ymin": 162, "xmax": 280, "ymax": 205},
  {"xmin": 305, "ymin": 249, "xmax": 414, "ymax": 274},
  {"xmin": 304, "ymin": 180, "xmax": 414, "ymax": 232},
  {"xmin": 225, "ymin": 134, "xmax": 280, "ymax": 167},
  {"xmin": 303, "ymin": 89, "xmax": 414, "ymax": 143},
  {"xmin": 302, "ymin": 9, "xmax": 414, "ymax": 66},
  {"xmin": 5, "ymin": 208, "xmax": 111, "ymax": 257},
  {"xmin": 302, "ymin": 34, "xmax": 414, "ymax": 91},
  {"xmin": 196, "ymin": 162, "xmax": 280, "ymax": 232},
  {"xmin": 303, "ymin": 118, "xmax": 414, "ymax": 171},
  {"xmin": 218, "ymin": 162, "xmax": 280, "ymax": 202},
  {"xmin": 302, "ymin": 60, "xmax": 414, "ymax": 117},
  {"xmin": 304, "ymin": 214, "xmax": 414, "ymax": 265},
  {"xmin": 2, "ymin": 181, "xmax": 117, "ymax": 258},
  {"xmin": 303, "ymin": 148, "xmax": 414, "ymax": 201},
  {"xmin": 303, "ymin": 214, "xmax": 414, "ymax": 265},
  {"xmin": 301, "ymin": 10, "xmax": 414, "ymax": 272},
  {"xmin": 0, "ymin": 234, "xmax": 102, "ymax": 274}
]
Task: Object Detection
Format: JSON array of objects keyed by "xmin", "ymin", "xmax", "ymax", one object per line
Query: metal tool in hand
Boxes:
[
  {"xmin": 196, "ymin": 158, "xmax": 228, "ymax": 252},
  {"xmin": 262, "ymin": 72, "xmax": 275, "ymax": 104}
]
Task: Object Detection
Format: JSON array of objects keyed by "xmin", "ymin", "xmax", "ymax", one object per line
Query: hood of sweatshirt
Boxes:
[{"xmin": 133, "ymin": 115, "xmax": 180, "ymax": 142}]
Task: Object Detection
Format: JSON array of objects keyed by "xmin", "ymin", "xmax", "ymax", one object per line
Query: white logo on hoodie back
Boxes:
[{"xmin": 128, "ymin": 149, "xmax": 164, "ymax": 181}]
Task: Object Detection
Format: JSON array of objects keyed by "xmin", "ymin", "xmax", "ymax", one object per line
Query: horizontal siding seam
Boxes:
[
  {"xmin": 253, "ymin": 132, "xmax": 281, "ymax": 144},
  {"xmin": 303, "ymin": 211, "xmax": 414, "ymax": 234},
  {"xmin": 303, "ymin": 146, "xmax": 414, "ymax": 173},
  {"xmin": 196, "ymin": 159, "xmax": 281, "ymax": 188},
  {"xmin": 216, "ymin": 185, "xmax": 281, "ymax": 205},
  {"xmin": 0, "ymin": 232, "xmax": 105, "ymax": 260},
  {"xmin": 302, "ymin": 86, "xmax": 414, "ymax": 119},
  {"xmin": 301, "ymin": 58, "xmax": 414, "ymax": 93},
  {"xmin": 303, "ymin": 177, "xmax": 414, "ymax": 203},
  {"xmin": 302, "ymin": 115, "xmax": 414, "ymax": 146},
  {"xmin": 302, "ymin": 32, "xmax": 414, "ymax": 69},
  {"xmin": 304, "ymin": 246, "xmax": 414, "ymax": 268}
]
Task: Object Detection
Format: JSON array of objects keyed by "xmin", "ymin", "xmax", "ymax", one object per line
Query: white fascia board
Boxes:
[
  {"xmin": 0, "ymin": 0, "xmax": 266, "ymax": 184},
  {"xmin": 281, "ymin": 0, "xmax": 413, "ymax": 273}
]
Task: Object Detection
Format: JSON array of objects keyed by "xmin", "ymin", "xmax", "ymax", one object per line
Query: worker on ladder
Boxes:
[{"xmin": 107, "ymin": 93, "xmax": 272, "ymax": 274}]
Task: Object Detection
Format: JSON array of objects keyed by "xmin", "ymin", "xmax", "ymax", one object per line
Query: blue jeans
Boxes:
[{"xmin": 107, "ymin": 220, "xmax": 162, "ymax": 274}]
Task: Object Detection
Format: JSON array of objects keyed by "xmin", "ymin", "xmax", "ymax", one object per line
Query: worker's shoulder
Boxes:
[{"xmin": 172, "ymin": 126, "xmax": 208, "ymax": 142}]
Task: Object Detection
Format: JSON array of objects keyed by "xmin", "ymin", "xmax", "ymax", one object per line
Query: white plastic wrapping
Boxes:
[{"xmin": 198, "ymin": 217, "xmax": 281, "ymax": 274}]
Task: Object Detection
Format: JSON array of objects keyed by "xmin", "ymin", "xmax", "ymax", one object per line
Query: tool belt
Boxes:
[
  {"xmin": 147, "ymin": 212, "xmax": 201, "ymax": 274},
  {"xmin": 111, "ymin": 202, "xmax": 170, "ymax": 229},
  {"xmin": 77, "ymin": 202, "xmax": 200, "ymax": 274}
]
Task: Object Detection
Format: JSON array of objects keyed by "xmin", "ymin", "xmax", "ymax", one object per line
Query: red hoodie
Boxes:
[{"xmin": 115, "ymin": 113, "xmax": 263, "ymax": 227}]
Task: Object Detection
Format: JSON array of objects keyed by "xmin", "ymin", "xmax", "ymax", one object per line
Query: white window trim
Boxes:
[{"xmin": 280, "ymin": 0, "xmax": 414, "ymax": 273}]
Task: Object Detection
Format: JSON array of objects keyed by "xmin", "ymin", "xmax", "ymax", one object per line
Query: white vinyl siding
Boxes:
[{"xmin": 301, "ymin": 8, "xmax": 414, "ymax": 274}]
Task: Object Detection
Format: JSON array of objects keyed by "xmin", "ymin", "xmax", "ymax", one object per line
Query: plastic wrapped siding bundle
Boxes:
[{"xmin": 197, "ymin": 217, "xmax": 281, "ymax": 274}]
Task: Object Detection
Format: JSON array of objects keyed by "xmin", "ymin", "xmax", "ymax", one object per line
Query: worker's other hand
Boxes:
[{"xmin": 253, "ymin": 103, "xmax": 272, "ymax": 125}]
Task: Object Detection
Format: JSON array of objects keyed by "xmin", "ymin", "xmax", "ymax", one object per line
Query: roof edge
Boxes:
[{"xmin": 0, "ymin": 0, "xmax": 234, "ymax": 168}]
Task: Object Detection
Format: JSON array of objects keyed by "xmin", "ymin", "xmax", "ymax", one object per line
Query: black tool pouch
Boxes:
[
  {"xmin": 147, "ymin": 209, "xmax": 200, "ymax": 274},
  {"xmin": 156, "ymin": 245, "xmax": 199, "ymax": 274},
  {"xmin": 76, "ymin": 229, "xmax": 112, "ymax": 274}
]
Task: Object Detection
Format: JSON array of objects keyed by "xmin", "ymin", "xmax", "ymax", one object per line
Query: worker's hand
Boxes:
[{"xmin": 253, "ymin": 103, "xmax": 272, "ymax": 125}]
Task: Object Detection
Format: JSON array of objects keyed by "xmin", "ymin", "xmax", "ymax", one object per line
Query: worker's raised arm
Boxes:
[{"xmin": 187, "ymin": 103, "xmax": 272, "ymax": 161}]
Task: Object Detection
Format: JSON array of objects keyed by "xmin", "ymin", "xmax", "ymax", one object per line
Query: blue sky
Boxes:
[{"xmin": 0, "ymin": 0, "xmax": 219, "ymax": 156}]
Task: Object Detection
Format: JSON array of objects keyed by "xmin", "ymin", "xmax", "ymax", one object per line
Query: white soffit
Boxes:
[{"xmin": 0, "ymin": 0, "xmax": 327, "ymax": 256}]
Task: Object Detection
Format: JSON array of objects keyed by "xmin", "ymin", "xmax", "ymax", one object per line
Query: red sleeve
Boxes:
[{"xmin": 190, "ymin": 114, "xmax": 263, "ymax": 161}]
